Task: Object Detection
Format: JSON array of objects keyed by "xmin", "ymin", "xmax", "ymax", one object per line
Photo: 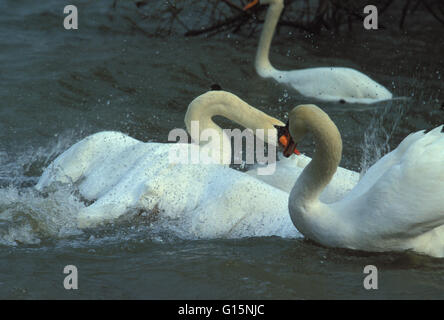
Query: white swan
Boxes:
[
  {"xmin": 35, "ymin": 91, "xmax": 293, "ymax": 231},
  {"xmin": 284, "ymin": 104, "xmax": 444, "ymax": 257},
  {"xmin": 244, "ymin": 0, "xmax": 393, "ymax": 104}
]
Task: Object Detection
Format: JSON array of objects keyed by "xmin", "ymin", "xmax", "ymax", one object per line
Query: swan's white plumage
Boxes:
[
  {"xmin": 341, "ymin": 126, "xmax": 444, "ymax": 240},
  {"xmin": 287, "ymin": 104, "xmax": 444, "ymax": 257},
  {"xmin": 36, "ymin": 131, "xmax": 300, "ymax": 238},
  {"xmin": 275, "ymin": 68, "xmax": 393, "ymax": 104},
  {"xmin": 345, "ymin": 127, "xmax": 444, "ymax": 257},
  {"xmin": 343, "ymin": 128, "xmax": 429, "ymax": 200}
]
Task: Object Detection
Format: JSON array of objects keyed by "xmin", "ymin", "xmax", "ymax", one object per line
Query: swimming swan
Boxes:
[
  {"xmin": 34, "ymin": 91, "xmax": 293, "ymax": 231},
  {"xmin": 244, "ymin": 0, "xmax": 393, "ymax": 104},
  {"xmin": 283, "ymin": 104, "xmax": 444, "ymax": 257}
]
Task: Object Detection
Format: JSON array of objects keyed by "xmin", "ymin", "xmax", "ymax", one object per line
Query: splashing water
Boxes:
[
  {"xmin": 359, "ymin": 101, "xmax": 407, "ymax": 176},
  {"xmin": 0, "ymin": 185, "xmax": 85, "ymax": 246},
  {"xmin": 0, "ymin": 132, "xmax": 89, "ymax": 246},
  {"xmin": 0, "ymin": 130, "xmax": 85, "ymax": 188}
]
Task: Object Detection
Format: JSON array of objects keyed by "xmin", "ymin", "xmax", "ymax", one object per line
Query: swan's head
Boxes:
[
  {"xmin": 243, "ymin": 0, "xmax": 284, "ymax": 10},
  {"xmin": 284, "ymin": 104, "xmax": 342, "ymax": 159},
  {"xmin": 282, "ymin": 105, "xmax": 318, "ymax": 158}
]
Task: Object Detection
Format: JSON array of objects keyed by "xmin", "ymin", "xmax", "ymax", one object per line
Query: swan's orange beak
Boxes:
[
  {"xmin": 276, "ymin": 124, "xmax": 300, "ymax": 157},
  {"xmin": 243, "ymin": 0, "xmax": 259, "ymax": 11}
]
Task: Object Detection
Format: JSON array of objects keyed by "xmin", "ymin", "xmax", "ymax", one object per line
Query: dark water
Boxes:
[{"xmin": 0, "ymin": 0, "xmax": 443, "ymax": 299}]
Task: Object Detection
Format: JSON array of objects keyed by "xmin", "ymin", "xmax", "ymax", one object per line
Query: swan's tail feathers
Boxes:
[
  {"xmin": 388, "ymin": 125, "xmax": 443, "ymax": 165},
  {"xmin": 402, "ymin": 125, "xmax": 444, "ymax": 160},
  {"xmin": 393, "ymin": 129, "xmax": 426, "ymax": 156}
]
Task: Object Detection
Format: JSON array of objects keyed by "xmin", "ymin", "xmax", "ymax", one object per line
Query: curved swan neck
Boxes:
[
  {"xmin": 184, "ymin": 91, "xmax": 284, "ymax": 164},
  {"xmin": 289, "ymin": 106, "xmax": 342, "ymax": 206},
  {"xmin": 255, "ymin": 1, "xmax": 283, "ymax": 78}
]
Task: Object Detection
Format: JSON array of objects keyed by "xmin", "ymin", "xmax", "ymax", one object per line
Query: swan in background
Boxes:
[
  {"xmin": 283, "ymin": 103, "xmax": 444, "ymax": 257},
  {"xmin": 244, "ymin": 0, "xmax": 393, "ymax": 104}
]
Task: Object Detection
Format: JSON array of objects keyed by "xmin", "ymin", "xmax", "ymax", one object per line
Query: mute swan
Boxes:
[
  {"xmin": 244, "ymin": 0, "xmax": 393, "ymax": 104},
  {"xmin": 35, "ymin": 91, "xmax": 289, "ymax": 229},
  {"xmin": 283, "ymin": 104, "xmax": 444, "ymax": 257}
]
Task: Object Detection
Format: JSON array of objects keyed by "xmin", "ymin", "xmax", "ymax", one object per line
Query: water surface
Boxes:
[{"xmin": 0, "ymin": 0, "xmax": 443, "ymax": 299}]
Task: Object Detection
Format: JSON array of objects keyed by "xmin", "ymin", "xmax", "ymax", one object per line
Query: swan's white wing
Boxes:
[
  {"xmin": 36, "ymin": 131, "xmax": 300, "ymax": 239},
  {"xmin": 342, "ymin": 126, "xmax": 444, "ymax": 240},
  {"xmin": 344, "ymin": 128, "xmax": 428, "ymax": 200},
  {"xmin": 36, "ymin": 131, "xmax": 140, "ymax": 193}
]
